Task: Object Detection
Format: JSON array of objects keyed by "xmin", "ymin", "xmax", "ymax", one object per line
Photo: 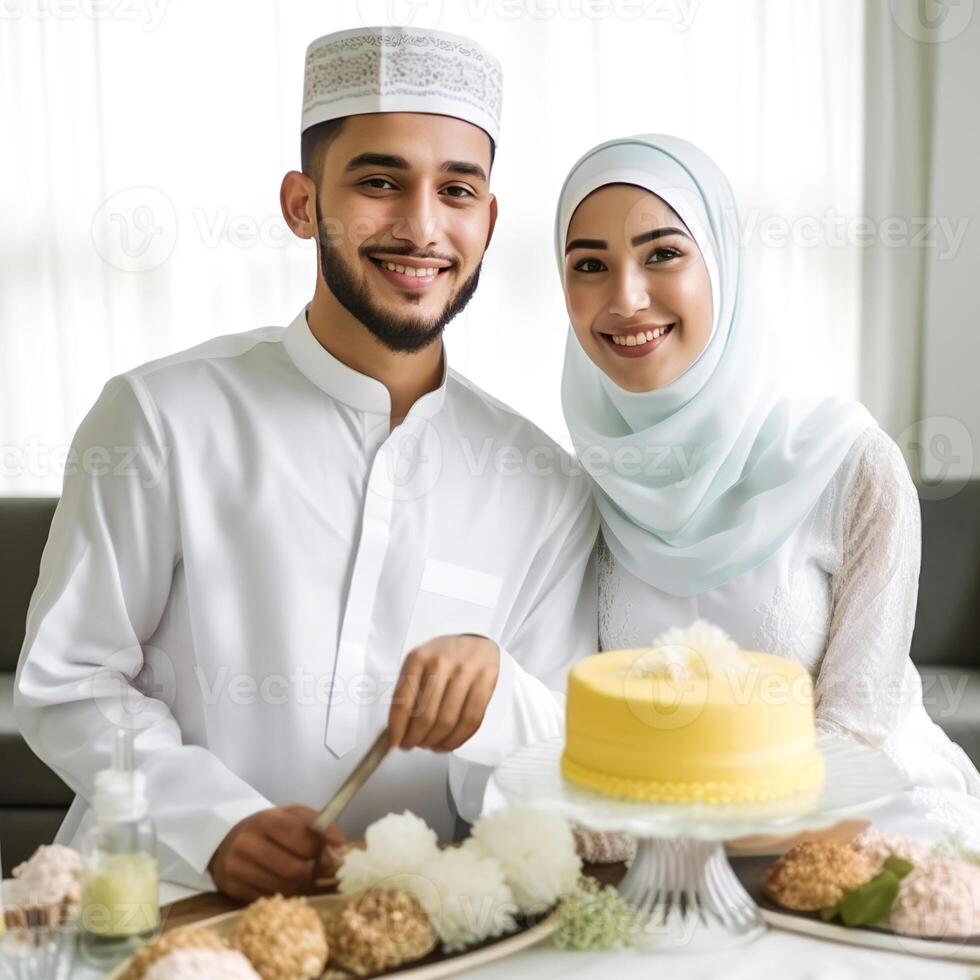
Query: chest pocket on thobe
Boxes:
[{"xmin": 403, "ymin": 558, "xmax": 504, "ymax": 652}]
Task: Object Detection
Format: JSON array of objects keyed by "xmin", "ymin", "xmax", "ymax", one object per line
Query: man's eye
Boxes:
[
  {"xmin": 573, "ymin": 258, "xmax": 606, "ymax": 273},
  {"xmin": 361, "ymin": 177, "xmax": 396, "ymax": 190},
  {"xmin": 647, "ymin": 247, "xmax": 682, "ymax": 264},
  {"xmin": 442, "ymin": 185, "xmax": 475, "ymax": 198}
]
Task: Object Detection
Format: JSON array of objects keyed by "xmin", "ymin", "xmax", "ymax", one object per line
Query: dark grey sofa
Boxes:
[
  {"xmin": 1, "ymin": 498, "xmax": 75, "ymax": 876},
  {"xmin": 2, "ymin": 489, "xmax": 979, "ymax": 875}
]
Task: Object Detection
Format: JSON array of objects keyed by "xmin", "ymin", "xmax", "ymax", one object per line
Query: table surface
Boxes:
[{"xmin": 63, "ymin": 864, "xmax": 978, "ymax": 980}]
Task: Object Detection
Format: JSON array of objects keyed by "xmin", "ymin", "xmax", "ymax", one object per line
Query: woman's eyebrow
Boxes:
[
  {"xmin": 565, "ymin": 238, "xmax": 606, "ymax": 254},
  {"xmin": 565, "ymin": 225, "xmax": 691, "ymax": 255},
  {"xmin": 630, "ymin": 226, "xmax": 690, "ymax": 246}
]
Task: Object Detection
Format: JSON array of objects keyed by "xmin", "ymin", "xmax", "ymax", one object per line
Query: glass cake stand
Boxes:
[{"xmin": 489, "ymin": 734, "xmax": 907, "ymax": 953}]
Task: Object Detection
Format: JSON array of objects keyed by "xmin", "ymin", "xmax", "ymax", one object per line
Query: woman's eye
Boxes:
[
  {"xmin": 361, "ymin": 177, "xmax": 396, "ymax": 190},
  {"xmin": 646, "ymin": 247, "xmax": 682, "ymax": 264},
  {"xmin": 573, "ymin": 258, "xmax": 606, "ymax": 273}
]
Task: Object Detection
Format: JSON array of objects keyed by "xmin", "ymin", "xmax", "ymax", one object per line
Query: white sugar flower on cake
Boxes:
[
  {"xmin": 631, "ymin": 620, "xmax": 745, "ymax": 679},
  {"xmin": 464, "ymin": 808, "xmax": 581, "ymax": 913},
  {"xmin": 336, "ymin": 810, "xmax": 440, "ymax": 893}
]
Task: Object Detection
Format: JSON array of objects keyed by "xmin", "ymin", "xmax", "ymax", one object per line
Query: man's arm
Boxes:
[
  {"xmin": 450, "ymin": 471, "xmax": 599, "ymax": 765},
  {"xmin": 386, "ymin": 469, "xmax": 599, "ymax": 818},
  {"xmin": 14, "ymin": 375, "xmax": 276, "ymax": 889}
]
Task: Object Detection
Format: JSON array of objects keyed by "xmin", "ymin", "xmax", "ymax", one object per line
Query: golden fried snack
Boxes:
[
  {"xmin": 329, "ymin": 888, "xmax": 436, "ymax": 976},
  {"xmin": 232, "ymin": 894, "xmax": 328, "ymax": 980},
  {"xmin": 762, "ymin": 841, "xmax": 874, "ymax": 911}
]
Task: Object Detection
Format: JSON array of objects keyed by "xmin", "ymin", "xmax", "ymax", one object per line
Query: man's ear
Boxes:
[
  {"xmin": 485, "ymin": 193, "xmax": 498, "ymax": 250},
  {"xmin": 280, "ymin": 171, "xmax": 318, "ymax": 240}
]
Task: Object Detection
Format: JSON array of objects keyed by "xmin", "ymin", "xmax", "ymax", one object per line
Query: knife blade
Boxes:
[{"xmin": 311, "ymin": 728, "xmax": 391, "ymax": 834}]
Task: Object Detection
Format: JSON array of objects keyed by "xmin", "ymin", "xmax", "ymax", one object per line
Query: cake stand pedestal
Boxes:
[
  {"xmin": 618, "ymin": 836, "xmax": 764, "ymax": 949},
  {"xmin": 488, "ymin": 734, "xmax": 906, "ymax": 954}
]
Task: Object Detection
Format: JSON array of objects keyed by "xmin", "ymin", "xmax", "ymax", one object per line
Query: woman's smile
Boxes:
[{"xmin": 599, "ymin": 322, "xmax": 675, "ymax": 358}]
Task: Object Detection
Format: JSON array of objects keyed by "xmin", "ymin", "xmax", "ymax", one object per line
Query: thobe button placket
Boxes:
[{"xmin": 324, "ymin": 417, "xmax": 421, "ymax": 757}]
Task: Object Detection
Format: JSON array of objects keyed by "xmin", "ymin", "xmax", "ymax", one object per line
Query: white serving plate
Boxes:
[{"xmin": 104, "ymin": 891, "xmax": 559, "ymax": 980}]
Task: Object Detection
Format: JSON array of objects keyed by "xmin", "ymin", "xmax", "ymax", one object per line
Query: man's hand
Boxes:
[
  {"xmin": 208, "ymin": 805, "xmax": 345, "ymax": 902},
  {"xmin": 314, "ymin": 823, "xmax": 349, "ymax": 881},
  {"xmin": 388, "ymin": 635, "xmax": 500, "ymax": 752}
]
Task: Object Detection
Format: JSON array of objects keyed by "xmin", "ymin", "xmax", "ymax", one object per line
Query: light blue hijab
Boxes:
[{"xmin": 558, "ymin": 134, "xmax": 874, "ymax": 597}]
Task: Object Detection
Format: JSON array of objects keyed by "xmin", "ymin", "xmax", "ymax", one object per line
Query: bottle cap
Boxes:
[{"xmin": 92, "ymin": 728, "xmax": 149, "ymax": 822}]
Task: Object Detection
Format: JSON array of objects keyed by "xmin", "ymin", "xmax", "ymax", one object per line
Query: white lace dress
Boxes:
[{"xmin": 596, "ymin": 423, "xmax": 980, "ymax": 848}]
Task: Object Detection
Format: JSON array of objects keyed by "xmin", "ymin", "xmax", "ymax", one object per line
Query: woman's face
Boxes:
[{"xmin": 562, "ymin": 184, "xmax": 714, "ymax": 392}]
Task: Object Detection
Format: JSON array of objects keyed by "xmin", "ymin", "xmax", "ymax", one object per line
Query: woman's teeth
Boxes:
[
  {"xmin": 610, "ymin": 325, "xmax": 672, "ymax": 346},
  {"xmin": 379, "ymin": 260, "xmax": 439, "ymax": 277}
]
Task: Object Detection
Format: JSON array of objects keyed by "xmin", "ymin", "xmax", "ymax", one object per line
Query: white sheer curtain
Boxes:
[
  {"xmin": 861, "ymin": 0, "xmax": 935, "ymax": 457},
  {"xmin": 0, "ymin": 0, "xmax": 864, "ymax": 495}
]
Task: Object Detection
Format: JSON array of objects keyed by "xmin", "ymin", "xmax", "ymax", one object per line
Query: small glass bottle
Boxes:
[{"xmin": 79, "ymin": 728, "xmax": 160, "ymax": 966}]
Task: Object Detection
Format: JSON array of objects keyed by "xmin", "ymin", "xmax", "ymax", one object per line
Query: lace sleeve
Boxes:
[{"xmin": 813, "ymin": 427, "xmax": 923, "ymax": 747}]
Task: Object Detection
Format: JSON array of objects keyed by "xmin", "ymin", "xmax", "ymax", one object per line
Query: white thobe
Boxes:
[{"xmin": 14, "ymin": 304, "xmax": 598, "ymax": 890}]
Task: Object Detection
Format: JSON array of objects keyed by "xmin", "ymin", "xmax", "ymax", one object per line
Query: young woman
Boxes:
[{"xmin": 556, "ymin": 134, "xmax": 980, "ymax": 846}]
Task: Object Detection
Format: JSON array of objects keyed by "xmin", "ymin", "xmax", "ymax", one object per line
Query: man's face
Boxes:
[{"xmin": 314, "ymin": 112, "xmax": 496, "ymax": 353}]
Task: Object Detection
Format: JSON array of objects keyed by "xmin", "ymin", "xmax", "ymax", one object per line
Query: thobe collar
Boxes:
[{"xmin": 283, "ymin": 303, "xmax": 449, "ymax": 420}]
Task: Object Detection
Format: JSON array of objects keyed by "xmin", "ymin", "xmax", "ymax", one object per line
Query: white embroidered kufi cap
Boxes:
[{"xmin": 302, "ymin": 26, "xmax": 503, "ymax": 145}]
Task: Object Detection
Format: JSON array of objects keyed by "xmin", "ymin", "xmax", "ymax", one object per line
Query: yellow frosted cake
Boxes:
[{"xmin": 562, "ymin": 621, "xmax": 825, "ymax": 804}]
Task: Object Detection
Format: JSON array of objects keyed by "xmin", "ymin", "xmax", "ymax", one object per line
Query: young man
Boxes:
[{"xmin": 15, "ymin": 26, "xmax": 597, "ymax": 902}]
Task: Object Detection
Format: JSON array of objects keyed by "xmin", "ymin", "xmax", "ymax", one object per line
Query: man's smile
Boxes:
[{"xmin": 367, "ymin": 254, "xmax": 453, "ymax": 294}]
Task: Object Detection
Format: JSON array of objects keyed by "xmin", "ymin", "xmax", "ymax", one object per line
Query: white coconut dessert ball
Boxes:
[{"xmin": 143, "ymin": 948, "xmax": 261, "ymax": 980}]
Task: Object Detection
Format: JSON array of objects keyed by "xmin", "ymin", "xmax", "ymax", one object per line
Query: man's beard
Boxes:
[{"xmin": 315, "ymin": 199, "xmax": 482, "ymax": 354}]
